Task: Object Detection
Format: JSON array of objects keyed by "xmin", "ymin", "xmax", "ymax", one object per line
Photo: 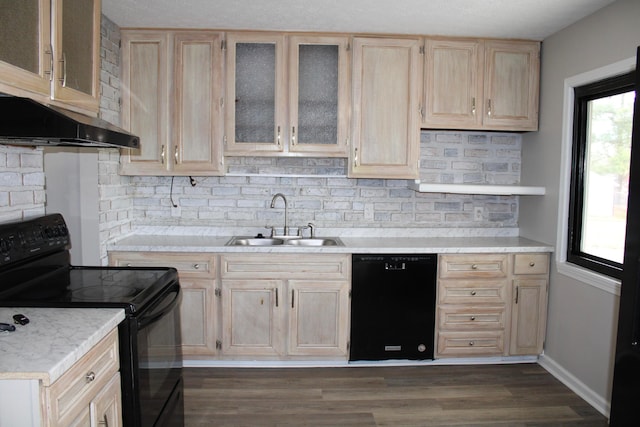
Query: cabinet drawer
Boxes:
[
  {"xmin": 513, "ymin": 253, "xmax": 549, "ymax": 275},
  {"xmin": 438, "ymin": 306, "xmax": 506, "ymax": 330},
  {"xmin": 221, "ymin": 254, "xmax": 350, "ymax": 280},
  {"xmin": 438, "ymin": 279, "xmax": 508, "ymax": 304},
  {"xmin": 46, "ymin": 329, "xmax": 119, "ymax": 426},
  {"xmin": 439, "ymin": 254, "xmax": 508, "ymax": 278},
  {"xmin": 437, "ymin": 330, "xmax": 505, "ymax": 357},
  {"xmin": 109, "ymin": 252, "xmax": 215, "ymax": 277}
]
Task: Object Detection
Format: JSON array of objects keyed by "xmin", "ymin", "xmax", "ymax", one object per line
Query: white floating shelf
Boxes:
[{"xmin": 409, "ymin": 181, "xmax": 546, "ymax": 196}]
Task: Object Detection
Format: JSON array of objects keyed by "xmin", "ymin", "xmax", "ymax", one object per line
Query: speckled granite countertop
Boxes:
[
  {"xmin": 0, "ymin": 308, "xmax": 124, "ymax": 386},
  {"xmin": 109, "ymin": 234, "xmax": 554, "ymax": 254}
]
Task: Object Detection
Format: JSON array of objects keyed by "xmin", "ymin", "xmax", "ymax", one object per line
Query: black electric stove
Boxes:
[{"xmin": 0, "ymin": 214, "xmax": 184, "ymax": 427}]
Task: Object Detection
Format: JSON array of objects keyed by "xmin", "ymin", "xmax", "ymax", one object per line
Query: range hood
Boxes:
[{"xmin": 0, "ymin": 97, "xmax": 140, "ymax": 149}]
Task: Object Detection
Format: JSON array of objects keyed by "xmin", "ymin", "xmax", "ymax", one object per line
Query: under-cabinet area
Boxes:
[{"xmin": 108, "ymin": 247, "xmax": 550, "ymax": 364}]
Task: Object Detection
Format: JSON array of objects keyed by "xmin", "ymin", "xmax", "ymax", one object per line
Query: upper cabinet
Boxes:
[
  {"xmin": 120, "ymin": 30, "xmax": 224, "ymax": 176},
  {"xmin": 224, "ymin": 32, "xmax": 350, "ymax": 157},
  {"xmin": 423, "ymin": 38, "xmax": 539, "ymax": 131},
  {"xmin": 0, "ymin": 0, "xmax": 101, "ymax": 114},
  {"xmin": 349, "ymin": 37, "xmax": 422, "ymax": 179}
]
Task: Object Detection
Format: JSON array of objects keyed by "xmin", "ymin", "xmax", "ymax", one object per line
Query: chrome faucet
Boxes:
[{"xmin": 270, "ymin": 193, "xmax": 289, "ymax": 236}]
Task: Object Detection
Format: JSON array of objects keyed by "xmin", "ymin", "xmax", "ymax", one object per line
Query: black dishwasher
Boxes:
[{"xmin": 350, "ymin": 254, "xmax": 437, "ymax": 361}]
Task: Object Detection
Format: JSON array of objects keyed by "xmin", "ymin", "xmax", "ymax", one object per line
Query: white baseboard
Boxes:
[{"xmin": 538, "ymin": 354, "xmax": 610, "ymax": 418}]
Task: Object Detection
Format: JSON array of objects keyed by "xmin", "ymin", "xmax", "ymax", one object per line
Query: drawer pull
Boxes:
[
  {"xmin": 529, "ymin": 262, "xmax": 535, "ymax": 267},
  {"xmin": 470, "ymin": 291, "xmax": 477, "ymax": 296},
  {"xmin": 85, "ymin": 371, "xmax": 96, "ymax": 383},
  {"xmin": 469, "ymin": 341, "xmax": 475, "ymax": 346},
  {"xmin": 470, "ymin": 316, "xmax": 476, "ymax": 321},
  {"xmin": 471, "ymin": 264, "xmax": 478, "ymax": 269},
  {"xmin": 99, "ymin": 414, "xmax": 109, "ymax": 427},
  {"xmin": 193, "ymin": 263, "xmax": 200, "ymax": 269}
]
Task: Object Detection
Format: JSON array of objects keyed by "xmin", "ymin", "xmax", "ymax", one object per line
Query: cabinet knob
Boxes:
[
  {"xmin": 529, "ymin": 262, "xmax": 535, "ymax": 267},
  {"xmin": 470, "ymin": 291, "xmax": 477, "ymax": 296},
  {"xmin": 470, "ymin": 316, "xmax": 476, "ymax": 321},
  {"xmin": 85, "ymin": 371, "xmax": 96, "ymax": 383},
  {"xmin": 193, "ymin": 264, "xmax": 200, "ymax": 270},
  {"xmin": 468, "ymin": 341, "xmax": 475, "ymax": 346},
  {"xmin": 471, "ymin": 264, "xmax": 478, "ymax": 270}
]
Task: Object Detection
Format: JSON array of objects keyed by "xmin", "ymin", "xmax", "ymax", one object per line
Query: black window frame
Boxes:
[{"xmin": 568, "ymin": 70, "xmax": 636, "ymax": 280}]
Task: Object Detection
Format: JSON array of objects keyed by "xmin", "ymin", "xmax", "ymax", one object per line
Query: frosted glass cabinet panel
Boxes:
[
  {"xmin": 288, "ymin": 36, "xmax": 349, "ymax": 156},
  {"xmin": 224, "ymin": 33, "xmax": 349, "ymax": 157},
  {"xmin": 0, "ymin": 0, "xmax": 51, "ymax": 98},
  {"xmin": 225, "ymin": 33, "xmax": 286, "ymax": 154}
]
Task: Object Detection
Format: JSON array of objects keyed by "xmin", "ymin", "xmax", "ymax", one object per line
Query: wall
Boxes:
[
  {"xmin": 520, "ymin": 0, "xmax": 640, "ymax": 415},
  {"xmin": 0, "ymin": 145, "xmax": 45, "ymax": 222},
  {"xmin": 127, "ymin": 131, "xmax": 522, "ymax": 232}
]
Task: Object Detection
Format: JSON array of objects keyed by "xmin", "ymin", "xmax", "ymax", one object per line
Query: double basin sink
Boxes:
[{"xmin": 226, "ymin": 236, "xmax": 343, "ymax": 247}]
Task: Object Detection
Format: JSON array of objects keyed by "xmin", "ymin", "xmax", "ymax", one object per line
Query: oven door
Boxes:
[{"xmin": 135, "ymin": 281, "xmax": 184, "ymax": 427}]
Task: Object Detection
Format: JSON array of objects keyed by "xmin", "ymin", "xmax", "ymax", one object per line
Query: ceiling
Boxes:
[{"xmin": 103, "ymin": 0, "xmax": 616, "ymax": 41}]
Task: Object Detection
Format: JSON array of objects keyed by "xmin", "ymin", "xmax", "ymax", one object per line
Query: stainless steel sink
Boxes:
[
  {"xmin": 225, "ymin": 236, "xmax": 343, "ymax": 247},
  {"xmin": 226, "ymin": 237, "xmax": 284, "ymax": 246},
  {"xmin": 284, "ymin": 238, "xmax": 343, "ymax": 246}
]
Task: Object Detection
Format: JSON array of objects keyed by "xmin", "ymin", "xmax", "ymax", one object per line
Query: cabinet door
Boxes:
[
  {"xmin": 220, "ymin": 279, "xmax": 285, "ymax": 356},
  {"xmin": 0, "ymin": 0, "xmax": 52, "ymax": 97},
  {"xmin": 90, "ymin": 373, "xmax": 122, "ymax": 427},
  {"xmin": 288, "ymin": 280, "xmax": 350, "ymax": 356},
  {"xmin": 172, "ymin": 32, "xmax": 224, "ymax": 175},
  {"xmin": 423, "ymin": 38, "xmax": 482, "ymax": 129},
  {"xmin": 120, "ymin": 31, "xmax": 170, "ymax": 175},
  {"xmin": 483, "ymin": 40, "xmax": 539, "ymax": 130},
  {"xmin": 350, "ymin": 37, "xmax": 422, "ymax": 179},
  {"xmin": 510, "ymin": 278, "xmax": 548, "ymax": 355},
  {"xmin": 288, "ymin": 35, "xmax": 350, "ymax": 157},
  {"xmin": 224, "ymin": 32, "xmax": 286, "ymax": 155},
  {"xmin": 51, "ymin": 0, "xmax": 100, "ymax": 112},
  {"xmin": 180, "ymin": 278, "xmax": 217, "ymax": 357}
]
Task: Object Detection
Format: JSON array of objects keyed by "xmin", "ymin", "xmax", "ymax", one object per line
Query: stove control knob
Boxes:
[{"xmin": 0, "ymin": 238, "xmax": 8, "ymax": 254}]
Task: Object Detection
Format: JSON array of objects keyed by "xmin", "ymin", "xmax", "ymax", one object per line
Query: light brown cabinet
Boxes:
[
  {"xmin": 219, "ymin": 254, "xmax": 350, "ymax": 359},
  {"xmin": 120, "ymin": 30, "xmax": 224, "ymax": 176},
  {"xmin": 0, "ymin": 0, "xmax": 101, "ymax": 114},
  {"xmin": 423, "ymin": 38, "xmax": 539, "ymax": 131},
  {"xmin": 349, "ymin": 36, "xmax": 422, "ymax": 179},
  {"xmin": 224, "ymin": 33, "xmax": 350, "ymax": 157},
  {"xmin": 45, "ymin": 328, "xmax": 122, "ymax": 427},
  {"xmin": 108, "ymin": 251, "xmax": 218, "ymax": 358},
  {"xmin": 510, "ymin": 254, "xmax": 549, "ymax": 355},
  {"xmin": 436, "ymin": 254, "xmax": 510, "ymax": 357},
  {"xmin": 436, "ymin": 252, "xmax": 549, "ymax": 358}
]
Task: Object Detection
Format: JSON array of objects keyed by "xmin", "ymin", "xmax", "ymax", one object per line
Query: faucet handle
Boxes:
[
  {"xmin": 265, "ymin": 225, "xmax": 276, "ymax": 238},
  {"xmin": 305, "ymin": 222, "xmax": 315, "ymax": 239}
]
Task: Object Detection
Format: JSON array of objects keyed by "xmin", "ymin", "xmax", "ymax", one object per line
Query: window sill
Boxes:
[{"xmin": 556, "ymin": 261, "xmax": 621, "ymax": 296}]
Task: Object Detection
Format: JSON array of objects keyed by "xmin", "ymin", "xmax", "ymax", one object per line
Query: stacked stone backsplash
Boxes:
[{"xmin": 127, "ymin": 131, "xmax": 521, "ymax": 232}]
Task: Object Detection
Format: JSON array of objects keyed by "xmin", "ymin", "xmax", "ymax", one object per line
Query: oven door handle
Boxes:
[{"xmin": 138, "ymin": 282, "xmax": 181, "ymax": 329}]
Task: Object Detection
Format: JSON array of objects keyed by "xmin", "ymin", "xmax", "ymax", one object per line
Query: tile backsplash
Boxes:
[{"xmin": 125, "ymin": 131, "xmax": 521, "ymax": 232}]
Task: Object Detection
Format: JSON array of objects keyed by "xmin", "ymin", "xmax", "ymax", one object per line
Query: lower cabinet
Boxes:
[
  {"xmin": 108, "ymin": 251, "xmax": 218, "ymax": 358},
  {"xmin": 45, "ymin": 328, "xmax": 122, "ymax": 427},
  {"xmin": 220, "ymin": 254, "xmax": 351, "ymax": 359},
  {"xmin": 436, "ymin": 253, "xmax": 549, "ymax": 358}
]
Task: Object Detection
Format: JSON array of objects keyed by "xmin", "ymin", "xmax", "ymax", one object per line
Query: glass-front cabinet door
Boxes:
[
  {"xmin": 51, "ymin": 0, "xmax": 101, "ymax": 112},
  {"xmin": 288, "ymin": 36, "xmax": 349, "ymax": 157},
  {"xmin": 0, "ymin": 0, "xmax": 52, "ymax": 97},
  {"xmin": 224, "ymin": 32, "xmax": 286, "ymax": 155}
]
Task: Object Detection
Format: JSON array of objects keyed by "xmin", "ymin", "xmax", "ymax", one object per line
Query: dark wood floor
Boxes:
[{"xmin": 183, "ymin": 363, "xmax": 608, "ymax": 426}]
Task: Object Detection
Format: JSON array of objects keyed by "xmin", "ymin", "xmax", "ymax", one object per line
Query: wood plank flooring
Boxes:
[{"xmin": 183, "ymin": 363, "xmax": 608, "ymax": 426}]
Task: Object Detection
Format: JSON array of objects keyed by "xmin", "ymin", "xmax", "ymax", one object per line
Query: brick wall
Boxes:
[
  {"xmin": 127, "ymin": 130, "xmax": 521, "ymax": 231},
  {"xmin": 0, "ymin": 145, "xmax": 45, "ymax": 223}
]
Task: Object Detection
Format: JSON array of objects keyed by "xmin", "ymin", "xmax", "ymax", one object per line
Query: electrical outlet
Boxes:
[
  {"xmin": 171, "ymin": 205, "xmax": 182, "ymax": 217},
  {"xmin": 474, "ymin": 207, "xmax": 483, "ymax": 221}
]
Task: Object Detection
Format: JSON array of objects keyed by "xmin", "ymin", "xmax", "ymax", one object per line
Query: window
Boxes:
[{"xmin": 568, "ymin": 71, "xmax": 636, "ymax": 279}]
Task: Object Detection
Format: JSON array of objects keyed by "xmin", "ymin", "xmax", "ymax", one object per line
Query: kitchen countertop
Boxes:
[
  {"xmin": 0, "ymin": 307, "xmax": 124, "ymax": 386},
  {"xmin": 109, "ymin": 234, "xmax": 554, "ymax": 254}
]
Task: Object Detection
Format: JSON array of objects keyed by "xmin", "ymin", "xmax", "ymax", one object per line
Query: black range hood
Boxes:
[{"xmin": 0, "ymin": 97, "xmax": 139, "ymax": 149}]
